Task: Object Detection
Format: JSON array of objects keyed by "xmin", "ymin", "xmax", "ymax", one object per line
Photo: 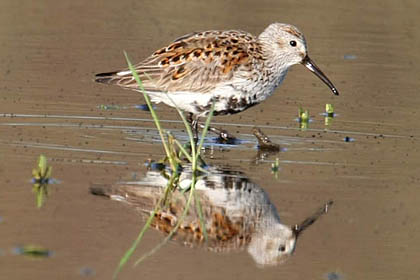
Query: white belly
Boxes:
[{"xmin": 143, "ymin": 69, "xmax": 288, "ymax": 117}]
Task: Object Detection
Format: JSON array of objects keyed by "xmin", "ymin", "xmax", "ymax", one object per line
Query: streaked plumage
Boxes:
[{"xmin": 95, "ymin": 23, "xmax": 338, "ymax": 118}]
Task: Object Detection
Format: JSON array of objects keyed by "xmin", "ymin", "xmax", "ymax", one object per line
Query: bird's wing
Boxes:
[{"xmin": 95, "ymin": 30, "xmax": 263, "ymax": 93}]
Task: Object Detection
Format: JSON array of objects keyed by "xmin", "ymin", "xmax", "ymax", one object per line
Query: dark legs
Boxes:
[{"xmin": 187, "ymin": 113, "xmax": 199, "ymax": 142}]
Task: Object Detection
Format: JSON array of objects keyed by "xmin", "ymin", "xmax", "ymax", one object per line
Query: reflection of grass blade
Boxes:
[
  {"xmin": 113, "ymin": 202, "xmax": 162, "ymax": 280},
  {"xmin": 134, "ymin": 180, "xmax": 196, "ymax": 266},
  {"xmin": 162, "ymin": 167, "xmax": 180, "ymax": 206},
  {"xmin": 194, "ymin": 190, "xmax": 208, "ymax": 241},
  {"xmin": 36, "ymin": 186, "xmax": 44, "ymax": 208}
]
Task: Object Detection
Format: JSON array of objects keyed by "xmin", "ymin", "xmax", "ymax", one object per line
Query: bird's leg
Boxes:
[
  {"xmin": 192, "ymin": 118, "xmax": 199, "ymax": 143},
  {"xmin": 186, "ymin": 113, "xmax": 199, "ymax": 143},
  {"xmin": 187, "ymin": 112, "xmax": 194, "ymax": 126}
]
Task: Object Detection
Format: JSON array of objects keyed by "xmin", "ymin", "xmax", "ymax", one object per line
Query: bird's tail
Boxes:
[
  {"xmin": 89, "ymin": 185, "xmax": 112, "ymax": 197},
  {"xmin": 94, "ymin": 71, "xmax": 120, "ymax": 84}
]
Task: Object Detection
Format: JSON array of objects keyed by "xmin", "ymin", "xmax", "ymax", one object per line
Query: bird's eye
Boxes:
[
  {"xmin": 289, "ymin": 40, "xmax": 297, "ymax": 47},
  {"xmin": 279, "ymin": 245, "xmax": 286, "ymax": 252}
]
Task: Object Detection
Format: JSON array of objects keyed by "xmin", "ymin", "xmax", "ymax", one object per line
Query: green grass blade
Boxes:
[
  {"xmin": 142, "ymin": 72, "xmax": 198, "ymax": 160},
  {"xmin": 173, "ymin": 139, "xmax": 193, "ymax": 163},
  {"xmin": 36, "ymin": 186, "xmax": 44, "ymax": 208},
  {"xmin": 173, "ymin": 139, "xmax": 208, "ymax": 173},
  {"xmin": 196, "ymin": 101, "xmax": 215, "ymax": 157},
  {"xmin": 169, "ymin": 99, "xmax": 197, "ymax": 160},
  {"xmin": 123, "ymin": 51, "xmax": 176, "ymax": 171}
]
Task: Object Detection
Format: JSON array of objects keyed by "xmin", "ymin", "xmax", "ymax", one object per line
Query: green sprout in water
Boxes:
[
  {"xmin": 32, "ymin": 155, "xmax": 52, "ymax": 208},
  {"xmin": 14, "ymin": 244, "xmax": 52, "ymax": 258},
  {"xmin": 271, "ymin": 158, "xmax": 280, "ymax": 179},
  {"xmin": 98, "ymin": 104, "xmax": 121, "ymax": 110},
  {"xmin": 324, "ymin": 103, "xmax": 334, "ymax": 126},
  {"xmin": 326, "ymin": 104, "xmax": 334, "ymax": 117},
  {"xmin": 298, "ymin": 107, "xmax": 309, "ymax": 130}
]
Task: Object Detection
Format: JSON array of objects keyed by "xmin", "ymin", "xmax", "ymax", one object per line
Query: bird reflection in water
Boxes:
[{"xmin": 91, "ymin": 164, "xmax": 332, "ymax": 267}]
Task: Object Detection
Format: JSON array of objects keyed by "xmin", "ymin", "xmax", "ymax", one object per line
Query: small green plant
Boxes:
[
  {"xmin": 98, "ymin": 104, "xmax": 121, "ymax": 110},
  {"xmin": 324, "ymin": 103, "xmax": 334, "ymax": 126},
  {"xmin": 32, "ymin": 155, "xmax": 52, "ymax": 208},
  {"xmin": 325, "ymin": 104, "xmax": 334, "ymax": 117},
  {"xmin": 298, "ymin": 107, "xmax": 309, "ymax": 130},
  {"xmin": 14, "ymin": 244, "xmax": 52, "ymax": 258},
  {"xmin": 113, "ymin": 53, "xmax": 213, "ymax": 279}
]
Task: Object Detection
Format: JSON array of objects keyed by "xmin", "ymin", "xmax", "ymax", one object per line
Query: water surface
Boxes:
[{"xmin": 1, "ymin": 0, "xmax": 420, "ymax": 279}]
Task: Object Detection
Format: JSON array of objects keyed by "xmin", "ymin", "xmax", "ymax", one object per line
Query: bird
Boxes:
[
  {"xmin": 95, "ymin": 23, "xmax": 339, "ymax": 137},
  {"xmin": 90, "ymin": 164, "xmax": 333, "ymax": 266}
]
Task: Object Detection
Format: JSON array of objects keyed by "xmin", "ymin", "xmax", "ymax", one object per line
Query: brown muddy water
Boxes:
[{"xmin": 1, "ymin": 0, "xmax": 420, "ymax": 279}]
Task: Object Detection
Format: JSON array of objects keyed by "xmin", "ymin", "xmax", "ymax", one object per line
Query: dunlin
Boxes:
[{"xmin": 95, "ymin": 23, "xmax": 339, "ymax": 136}]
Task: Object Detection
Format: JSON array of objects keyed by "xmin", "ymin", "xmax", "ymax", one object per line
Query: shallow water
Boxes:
[{"xmin": 1, "ymin": 0, "xmax": 420, "ymax": 279}]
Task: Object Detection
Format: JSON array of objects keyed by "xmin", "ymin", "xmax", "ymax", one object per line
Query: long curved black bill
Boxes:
[
  {"xmin": 302, "ymin": 56, "xmax": 339, "ymax": 96},
  {"xmin": 292, "ymin": 200, "xmax": 333, "ymax": 238}
]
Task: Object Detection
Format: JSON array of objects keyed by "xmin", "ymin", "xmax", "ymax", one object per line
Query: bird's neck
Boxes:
[{"xmin": 257, "ymin": 41, "xmax": 291, "ymax": 87}]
